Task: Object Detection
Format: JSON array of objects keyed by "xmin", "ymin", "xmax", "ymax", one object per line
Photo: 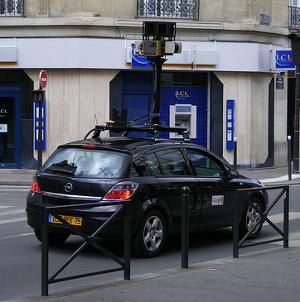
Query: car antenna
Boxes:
[{"xmin": 94, "ymin": 114, "xmax": 99, "ymax": 126}]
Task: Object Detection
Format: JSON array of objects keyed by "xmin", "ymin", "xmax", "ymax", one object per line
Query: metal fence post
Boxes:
[
  {"xmin": 124, "ymin": 202, "xmax": 131, "ymax": 280},
  {"xmin": 41, "ymin": 208, "xmax": 49, "ymax": 296},
  {"xmin": 284, "ymin": 187, "xmax": 289, "ymax": 248},
  {"xmin": 288, "ymin": 136, "xmax": 292, "ymax": 180},
  {"xmin": 233, "ymin": 192, "xmax": 239, "ymax": 258},
  {"xmin": 181, "ymin": 186, "xmax": 190, "ymax": 269}
]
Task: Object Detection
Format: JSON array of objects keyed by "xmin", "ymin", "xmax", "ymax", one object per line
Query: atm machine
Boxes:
[{"xmin": 169, "ymin": 104, "xmax": 197, "ymax": 139}]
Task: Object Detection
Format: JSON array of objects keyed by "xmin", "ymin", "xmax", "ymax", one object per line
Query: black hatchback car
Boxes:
[{"xmin": 26, "ymin": 124, "xmax": 268, "ymax": 257}]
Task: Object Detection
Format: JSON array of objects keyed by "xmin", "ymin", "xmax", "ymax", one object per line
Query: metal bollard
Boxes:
[
  {"xmin": 234, "ymin": 137, "xmax": 237, "ymax": 170},
  {"xmin": 181, "ymin": 186, "xmax": 190, "ymax": 269}
]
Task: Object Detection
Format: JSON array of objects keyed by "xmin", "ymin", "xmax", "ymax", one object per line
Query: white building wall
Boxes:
[
  {"xmin": 274, "ymin": 77, "xmax": 288, "ymax": 167},
  {"xmin": 215, "ymin": 72, "xmax": 272, "ymax": 167},
  {"xmin": 26, "ymin": 68, "xmax": 118, "ymax": 158}
]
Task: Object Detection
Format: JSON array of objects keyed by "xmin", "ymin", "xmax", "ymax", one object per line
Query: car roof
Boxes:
[
  {"xmin": 59, "ymin": 136, "xmax": 202, "ymax": 154},
  {"xmin": 62, "ymin": 135, "xmax": 227, "ymax": 157}
]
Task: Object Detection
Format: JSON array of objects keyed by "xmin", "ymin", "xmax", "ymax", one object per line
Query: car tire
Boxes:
[
  {"xmin": 239, "ymin": 196, "xmax": 263, "ymax": 239},
  {"xmin": 34, "ymin": 229, "xmax": 70, "ymax": 246},
  {"xmin": 132, "ymin": 209, "xmax": 166, "ymax": 258}
]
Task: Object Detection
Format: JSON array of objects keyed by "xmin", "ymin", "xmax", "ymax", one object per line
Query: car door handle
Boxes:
[{"xmin": 202, "ymin": 186, "xmax": 213, "ymax": 190}]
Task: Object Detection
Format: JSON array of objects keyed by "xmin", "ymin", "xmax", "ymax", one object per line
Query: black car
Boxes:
[{"xmin": 26, "ymin": 124, "xmax": 268, "ymax": 257}]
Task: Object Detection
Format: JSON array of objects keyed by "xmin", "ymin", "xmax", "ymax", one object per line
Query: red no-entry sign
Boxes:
[{"xmin": 39, "ymin": 70, "xmax": 47, "ymax": 89}]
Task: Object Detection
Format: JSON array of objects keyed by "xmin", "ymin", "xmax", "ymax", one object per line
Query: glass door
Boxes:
[{"xmin": 0, "ymin": 97, "xmax": 15, "ymax": 165}]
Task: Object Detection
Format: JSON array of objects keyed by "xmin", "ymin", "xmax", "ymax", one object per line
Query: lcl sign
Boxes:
[{"xmin": 0, "ymin": 109, "xmax": 8, "ymax": 117}]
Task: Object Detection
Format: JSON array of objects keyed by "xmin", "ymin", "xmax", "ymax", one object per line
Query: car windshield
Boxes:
[{"xmin": 43, "ymin": 148, "xmax": 132, "ymax": 178}]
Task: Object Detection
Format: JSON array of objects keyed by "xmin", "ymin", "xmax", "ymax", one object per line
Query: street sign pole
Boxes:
[{"xmin": 34, "ymin": 70, "xmax": 47, "ymax": 170}]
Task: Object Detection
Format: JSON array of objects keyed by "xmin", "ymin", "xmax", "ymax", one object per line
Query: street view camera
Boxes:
[
  {"xmin": 135, "ymin": 22, "xmax": 182, "ymax": 57},
  {"xmin": 134, "ymin": 22, "xmax": 182, "ymax": 126}
]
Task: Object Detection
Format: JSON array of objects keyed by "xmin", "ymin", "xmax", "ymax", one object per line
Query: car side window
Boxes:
[
  {"xmin": 151, "ymin": 148, "xmax": 189, "ymax": 176},
  {"xmin": 145, "ymin": 152, "xmax": 163, "ymax": 176},
  {"xmin": 186, "ymin": 149, "xmax": 225, "ymax": 177}
]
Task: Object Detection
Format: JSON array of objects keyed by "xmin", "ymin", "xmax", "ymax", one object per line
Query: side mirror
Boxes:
[{"xmin": 228, "ymin": 169, "xmax": 239, "ymax": 178}]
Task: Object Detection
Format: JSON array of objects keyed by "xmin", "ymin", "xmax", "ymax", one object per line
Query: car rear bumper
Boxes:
[{"xmin": 26, "ymin": 192, "xmax": 132, "ymax": 238}]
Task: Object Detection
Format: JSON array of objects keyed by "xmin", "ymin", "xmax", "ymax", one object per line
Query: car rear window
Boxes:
[{"xmin": 43, "ymin": 148, "xmax": 132, "ymax": 178}]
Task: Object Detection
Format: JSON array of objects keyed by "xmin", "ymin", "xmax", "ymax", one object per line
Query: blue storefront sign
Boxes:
[
  {"xmin": 131, "ymin": 43, "xmax": 151, "ymax": 67},
  {"xmin": 275, "ymin": 50, "xmax": 295, "ymax": 69}
]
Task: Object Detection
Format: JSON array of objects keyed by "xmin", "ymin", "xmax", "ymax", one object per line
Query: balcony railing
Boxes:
[
  {"xmin": 137, "ymin": 0, "xmax": 199, "ymax": 20},
  {"xmin": 0, "ymin": 0, "xmax": 23, "ymax": 16},
  {"xmin": 290, "ymin": 6, "xmax": 300, "ymax": 28}
]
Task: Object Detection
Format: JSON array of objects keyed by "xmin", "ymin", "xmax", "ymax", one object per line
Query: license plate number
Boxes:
[{"xmin": 48, "ymin": 214, "xmax": 82, "ymax": 226}]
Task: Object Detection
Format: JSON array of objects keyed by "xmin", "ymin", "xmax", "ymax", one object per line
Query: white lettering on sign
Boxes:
[
  {"xmin": 0, "ymin": 109, "xmax": 8, "ymax": 117},
  {"xmin": 212, "ymin": 195, "xmax": 224, "ymax": 206}
]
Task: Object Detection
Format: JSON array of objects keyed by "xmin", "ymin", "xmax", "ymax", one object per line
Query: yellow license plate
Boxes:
[{"xmin": 49, "ymin": 214, "xmax": 82, "ymax": 226}]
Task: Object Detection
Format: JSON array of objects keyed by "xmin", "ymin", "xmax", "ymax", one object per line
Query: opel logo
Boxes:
[{"xmin": 64, "ymin": 182, "xmax": 73, "ymax": 193}]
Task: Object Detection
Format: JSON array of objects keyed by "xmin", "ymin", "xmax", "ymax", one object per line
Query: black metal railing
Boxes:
[
  {"xmin": 41, "ymin": 200, "xmax": 131, "ymax": 296},
  {"xmin": 137, "ymin": 0, "xmax": 199, "ymax": 20},
  {"xmin": 233, "ymin": 185, "xmax": 289, "ymax": 258},
  {"xmin": 290, "ymin": 6, "xmax": 300, "ymax": 29},
  {"xmin": 0, "ymin": 0, "xmax": 23, "ymax": 16}
]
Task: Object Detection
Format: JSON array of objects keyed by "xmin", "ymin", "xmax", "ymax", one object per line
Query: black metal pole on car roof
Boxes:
[{"xmin": 149, "ymin": 56, "xmax": 166, "ymax": 125}]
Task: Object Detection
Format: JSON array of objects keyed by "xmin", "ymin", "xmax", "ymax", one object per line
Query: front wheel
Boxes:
[
  {"xmin": 34, "ymin": 229, "xmax": 70, "ymax": 245},
  {"xmin": 132, "ymin": 209, "xmax": 166, "ymax": 258},
  {"xmin": 239, "ymin": 197, "xmax": 263, "ymax": 239}
]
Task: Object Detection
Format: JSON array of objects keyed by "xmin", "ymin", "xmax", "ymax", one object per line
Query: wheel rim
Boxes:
[
  {"xmin": 143, "ymin": 215, "xmax": 164, "ymax": 252},
  {"xmin": 246, "ymin": 203, "xmax": 261, "ymax": 233}
]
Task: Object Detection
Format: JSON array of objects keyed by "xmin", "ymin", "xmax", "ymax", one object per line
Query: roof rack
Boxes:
[{"xmin": 84, "ymin": 123, "xmax": 191, "ymax": 142}]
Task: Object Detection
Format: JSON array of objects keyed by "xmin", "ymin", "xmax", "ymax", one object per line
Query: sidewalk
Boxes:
[
  {"xmin": 2, "ymin": 166, "xmax": 300, "ymax": 302},
  {"xmin": 0, "ymin": 169, "xmax": 35, "ymax": 186},
  {"xmin": 15, "ymin": 247, "xmax": 300, "ymax": 302}
]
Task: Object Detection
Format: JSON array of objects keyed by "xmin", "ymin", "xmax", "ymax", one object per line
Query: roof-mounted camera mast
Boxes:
[
  {"xmin": 134, "ymin": 22, "xmax": 182, "ymax": 126},
  {"xmin": 84, "ymin": 122, "xmax": 191, "ymax": 143}
]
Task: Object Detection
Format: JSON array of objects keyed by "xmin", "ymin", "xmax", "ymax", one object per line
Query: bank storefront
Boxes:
[{"xmin": 0, "ymin": 37, "xmax": 288, "ymax": 169}]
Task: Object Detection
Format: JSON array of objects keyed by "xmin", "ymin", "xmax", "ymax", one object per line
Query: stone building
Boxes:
[{"xmin": 0, "ymin": 0, "xmax": 296, "ymax": 169}]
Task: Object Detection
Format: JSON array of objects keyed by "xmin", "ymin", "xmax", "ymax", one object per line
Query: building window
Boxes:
[
  {"xmin": 0, "ymin": 0, "xmax": 23, "ymax": 16},
  {"xmin": 290, "ymin": 6, "xmax": 300, "ymax": 28},
  {"xmin": 137, "ymin": 0, "xmax": 199, "ymax": 20}
]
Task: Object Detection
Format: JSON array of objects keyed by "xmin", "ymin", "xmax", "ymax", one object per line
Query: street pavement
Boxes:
[{"xmin": 1, "ymin": 166, "xmax": 300, "ymax": 302}]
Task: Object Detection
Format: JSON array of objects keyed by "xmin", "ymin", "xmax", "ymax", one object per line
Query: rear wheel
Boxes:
[
  {"xmin": 239, "ymin": 197, "xmax": 263, "ymax": 239},
  {"xmin": 132, "ymin": 209, "xmax": 166, "ymax": 258},
  {"xmin": 34, "ymin": 229, "xmax": 70, "ymax": 245}
]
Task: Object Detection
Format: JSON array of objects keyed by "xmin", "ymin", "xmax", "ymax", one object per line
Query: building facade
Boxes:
[{"xmin": 0, "ymin": 0, "xmax": 296, "ymax": 169}]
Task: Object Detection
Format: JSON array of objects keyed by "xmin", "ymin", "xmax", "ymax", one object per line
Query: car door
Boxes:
[
  {"xmin": 145, "ymin": 147, "xmax": 201, "ymax": 231},
  {"xmin": 185, "ymin": 148, "xmax": 239, "ymax": 228}
]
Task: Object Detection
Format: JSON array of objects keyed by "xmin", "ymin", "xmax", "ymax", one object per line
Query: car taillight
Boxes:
[
  {"xmin": 31, "ymin": 181, "xmax": 41, "ymax": 193},
  {"xmin": 103, "ymin": 182, "xmax": 138, "ymax": 200}
]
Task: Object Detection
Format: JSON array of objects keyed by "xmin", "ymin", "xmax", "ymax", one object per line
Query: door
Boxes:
[
  {"xmin": 0, "ymin": 87, "xmax": 21, "ymax": 168},
  {"xmin": 145, "ymin": 147, "xmax": 201, "ymax": 230},
  {"xmin": 185, "ymin": 148, "xmax": 238, "ymax": 228}
]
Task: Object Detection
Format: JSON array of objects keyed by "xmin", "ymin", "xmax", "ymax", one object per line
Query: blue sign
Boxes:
[
  {"xmin": 131, "ymin": 44, "xmax": 151, "ymax": 67},
  {"xmin": 226, "ymin": 100, "xmax": 234, "ymax": 150},
  {"xmin": 34, "ymin": 102, "xmax": 46, "ymax": 150},
  {"xmin": 275, "ymin": 50, "xmax": 294, "ymax": 69}
]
